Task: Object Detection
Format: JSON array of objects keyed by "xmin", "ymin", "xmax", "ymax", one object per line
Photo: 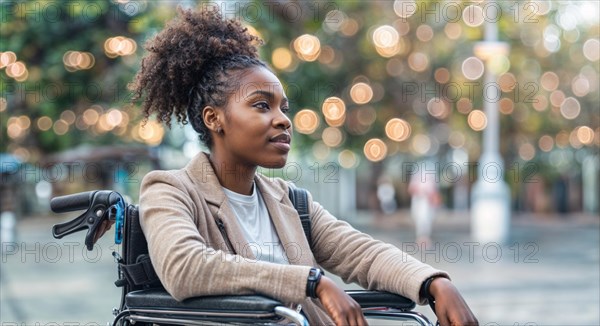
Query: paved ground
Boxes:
[{"xmin": 1, "ymin": 209, "xmax": 598, "ymax": 326}]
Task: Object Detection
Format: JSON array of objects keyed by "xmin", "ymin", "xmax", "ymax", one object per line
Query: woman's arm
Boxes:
[
  {"xmin": 308, "ymin": 192, "xmax": 448, "ymax": 304},
  {"xmin": 428, "ymin": 277, "xmax": 479, "ymax": 325}
]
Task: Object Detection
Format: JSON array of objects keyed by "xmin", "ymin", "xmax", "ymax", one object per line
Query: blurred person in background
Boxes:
[{"xmin": 408, "ymin": 160, "xmax": 442, "ymax": 249}]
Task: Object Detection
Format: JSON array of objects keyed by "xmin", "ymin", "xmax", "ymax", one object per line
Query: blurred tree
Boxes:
[{"xmin": 1, "ymin": 1, "xmax": 153, "ymax": 158}]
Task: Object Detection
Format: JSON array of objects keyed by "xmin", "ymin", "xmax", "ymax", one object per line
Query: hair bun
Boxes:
[{"xmin": 131, "ymin": 6, "xmax": 263, "ymax": 132}]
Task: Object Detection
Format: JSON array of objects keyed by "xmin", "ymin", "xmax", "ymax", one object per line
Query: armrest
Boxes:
[
  {"xmin": 126, "ymin": 288, "xmax": 281, "ymax": 314},
  {"xmin": 126, "ymin": 289, "xmax": 415, "ymax": 316},
  {"xmin": 346, "ymin": 290, "xmax": 416, "ymax": 310}
]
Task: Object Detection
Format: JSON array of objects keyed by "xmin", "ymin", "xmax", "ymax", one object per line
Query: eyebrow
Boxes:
[{"xmin": 247, "ymin": 90, "xmax": 288, "ymax": 104}]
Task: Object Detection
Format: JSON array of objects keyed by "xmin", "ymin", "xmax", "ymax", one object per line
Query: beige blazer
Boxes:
[{"xmin": 139, "ymin": 152, "xmax": 448, "ymax": 325}]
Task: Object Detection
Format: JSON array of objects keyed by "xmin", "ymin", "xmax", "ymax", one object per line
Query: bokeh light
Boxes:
[
  {"xmin": 350, "ymin": 83, "xmax": 373, "ymax": 104},
  {"xmin": 5, "ymin": 61, "xmax": 28, "ymax": 81},
  {"xmin": 322, "ymin": 97, "xmax": 346, "ymax": 121},
  {"xmin": 518, "ymin": 143, "xmax": 536, "ymax": 161},
  {"xmin": 550, "ymin": 90, "xmax": 565, "ymax": 107},
  {"xmin": 318, "ymin": 46, "xmax": 336, "ymax": 65},
  {"xmin": 449, "ymin": 131, "xmax": 466, "ymax": 149},
  {"xmin": 63, "ymin": 51, "xmax": 95, "ymax": 71},
  {"xmin": 462, "ymin": 57, "xmax": 484, "ymax": 80},
  {"xmin": 571, "ymin": 75, "xmax": 590, "ymax": 97},
  {"xmin": 468, "ymin": 110, "xmax": 487, "ymax": 131},
  {"xmin": 444, "ymin": 23, "xmax": 462, "ymax": 40},
  {"xmin": 416, "ymin": 25, "xmax": 433, "ymax": 42},
  {"xmin": 540, "ymin": 71, "xmax": 559, "ymax": 91},
  {"xmin": 393, "ymin": 0, "xmax": 417, "ymax": 18},
  {"xmin": 37, "ymin": 116, "xmax": 53, "ymax": 131},
  {"xmin": 410, "ymin": 134, "xmax": 431, "ymax": 155},
  {"xmin": 135, "ymin": 120, "xmax": 164, "ymax": 146},
  {"xmin": 560, "ymin": 97, "xmax": 581, "ymax": 119},
  {"xmin": 532, "ymin": 95, "xmax": 548, "ymax": 112},
  {"xmin": 364, "ymin": 138, "xmax": 387, "ymax": 162},
  {"xmin": 456, "ymin": 98, "xmax": 473, "ymax": 114},
  {"xmin": 373, "ymin": 25, "xmax": 399, "ymax": 48},
  {"xmin": 294, "ymin": 34, "xmax": 321, "ymax": 62},
  {"xmin": 427, "ymin": 98, "xmax": 450, "ymax": 119},
  {"xmin": 83, "ymin": 107, "xmax": 101, "ymax": 125},
  {"xmin": 293, "ymin": 109, "xmax": 320, "ymax": 134},
  {"xmin": 498, "ymin": 73, "xmax": 517, "ymax": 92},
  {"xmin": 323, "ymin": 10, "xmax": 346, "ymax": 33},
  {"xmin": 340, "ymin": 18, "xmax": 360, "ymax": 37},
  {"xmin": 499, "ymin": 98, "xmax": 514, "ymax": 115},
  {"xmin": 322, "ymin": 127, "xmax": 343, "ymax": 147},
  {"xmin": 60, "ymin": 110, "xmax": 76, "ymax": 125},
  {"xmin": 577, "ymin": 126, "xmax": 595, "ymax": 145},
  {"xmin": 434, "ymin": 68, "xmax": 450, "ymax": 84},
  {"xmin": 408, "ymin": 52, "xmax": 429, "ymax": 72},
  {"xmin": 272, "ymin": 48, "xmax": 293, "ymax": 70},
  {"xmin": 0, "ymin": 51, "xmax": 17, "ymax": 68},
  {"xmin": 555, "ymin": 130, "xmax": 570, "ymax": 148},
  {"xmin": 338, "ymin": 150, "xmax": 358, "ymax": 169},
  {"xmin": 104, "ymin": 36, "xmax": 137, "ymax": 58},
  {"xmin": 582, "ymin": 39, "xmax": 599, "ymax": 61},
  {"xmin": 385, "ymin": 118, "xmax": 411, "ymax": 142},
  {"xmin": 53, "ymin": 119, "xmax": 69, "ymax": 135},
  {"xmin": 538, "ymin": 135, "xmax": 554, "ymax": 152},
  {"xmin": 463, "ymin": 5, "xmax": 484, "ymax": 27}
]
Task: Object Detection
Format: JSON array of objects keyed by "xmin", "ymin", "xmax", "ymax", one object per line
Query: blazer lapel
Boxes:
[
  {"xmin": 185, "ymin": 152, "xmax": 256, "ymax": 260},
  {"xmin": 255, "ymin": 176, "xmax": 315, "ymax": 267}
]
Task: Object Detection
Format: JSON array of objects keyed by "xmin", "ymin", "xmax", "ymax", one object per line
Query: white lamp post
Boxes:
[{"xmin": 471, "ymin": 1, "xmax": 511, "ymax": 244}]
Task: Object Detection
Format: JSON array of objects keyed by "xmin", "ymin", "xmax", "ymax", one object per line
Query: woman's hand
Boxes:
[
  {"xmin": 92, "ymin": 219, "xmax": 114, "ymax": 244},
  {"xmin": 316, "ymin": 276, "xmax": 368, "ymax": 326},
  {"xmin": 429, "ymin": 277, "xmax": 478, "ymax": 326}
]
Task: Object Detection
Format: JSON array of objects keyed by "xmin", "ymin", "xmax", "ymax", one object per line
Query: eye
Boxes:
[
  {"xmin": 253, "ymin": 102, "xmax": 270, "ymax": 110},
  {"xmin": 281, "ymin": 106, "xmax": 290, "ymax": 114}
]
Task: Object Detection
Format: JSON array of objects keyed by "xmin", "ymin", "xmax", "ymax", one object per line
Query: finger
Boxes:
[
  {"xmin": 94, "ymin": 220, "xmax": 110, "ymax": 243},
  {"xmin": 356, "ymin": 311, "xmax": 368, "ymax": 326},
  {"xmin": 361, "ymin": 312, "xmax": 369, "ymax": 326},
  {"xmin": 436, "ymin": 308, "xmax": 450, "ymax": 326}
]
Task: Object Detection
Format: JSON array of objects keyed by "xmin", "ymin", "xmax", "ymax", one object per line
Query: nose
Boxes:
[{"xmin": 273, "ymin": 109, "xmax": 292, "ymax": 130}]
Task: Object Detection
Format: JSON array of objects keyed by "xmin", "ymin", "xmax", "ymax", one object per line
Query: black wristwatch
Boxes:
[
  {"xmin": 420, "ymin": 276, "xmax": 442, "ymax": 312},
  {"xmin": 306, "ymin": 268, "xmax": 323, "ymax": 298}
]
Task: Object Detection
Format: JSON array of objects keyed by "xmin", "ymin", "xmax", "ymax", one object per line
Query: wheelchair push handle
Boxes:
[
  {"xmin": 51, "ymin": 190, "xmax": 126, "ymax": 250},
  {"xmin": 51, "ymin": 191, "xmax": 95, "ymax": 213}
]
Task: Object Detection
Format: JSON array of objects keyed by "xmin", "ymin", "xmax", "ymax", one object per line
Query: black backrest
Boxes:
[
  {"xmin": 121, "ymin": 204, "xmax": 162, "ymax": 293},
  {"xmin": 123, "ymin": 205, "xmax": 147, "ymax": 268}
]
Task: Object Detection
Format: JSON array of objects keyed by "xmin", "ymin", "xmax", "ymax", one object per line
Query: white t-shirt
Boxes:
[{"xmin": 222, "ymin": 183, "xmax": 289, "ymax": 265}]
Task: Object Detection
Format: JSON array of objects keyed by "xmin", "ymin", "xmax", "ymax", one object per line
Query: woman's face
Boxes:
[{"xmin": 217, "ymin": 66, "xmax": 292, "ymax": 169}]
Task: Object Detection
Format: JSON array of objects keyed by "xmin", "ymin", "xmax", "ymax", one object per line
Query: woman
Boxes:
[{"xmin": 132, "ymin": 7, "xmax": 477, "ymax": 326}]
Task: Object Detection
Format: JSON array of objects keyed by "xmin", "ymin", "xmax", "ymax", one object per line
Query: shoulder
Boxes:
[{"xmin": 141, "ymin": 168, "xmax": 188, "ymax": 189}]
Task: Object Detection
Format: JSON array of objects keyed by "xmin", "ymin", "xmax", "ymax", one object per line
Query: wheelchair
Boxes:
[{"xmin": 51, "ymin": 190, "xmax": 435, "ymax": 326}]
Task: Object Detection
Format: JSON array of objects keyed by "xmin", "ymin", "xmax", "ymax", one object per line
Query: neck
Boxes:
[{"xmin": 208, "ymin": 150, "xmax": 257, "ymax": 195}]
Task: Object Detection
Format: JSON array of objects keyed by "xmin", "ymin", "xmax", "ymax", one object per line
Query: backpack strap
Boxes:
[{"xmin": 288, "ymin": 186, "xmax": 312, "ymax": 249}]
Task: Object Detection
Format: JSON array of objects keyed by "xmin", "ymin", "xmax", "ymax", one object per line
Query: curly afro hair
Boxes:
[{"xmin": 130, "ymin": 7, "xmax": 267, "ymax": 147}]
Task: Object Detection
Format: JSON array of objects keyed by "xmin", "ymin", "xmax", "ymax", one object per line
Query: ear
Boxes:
[{"xmin": 202, "ymin": 106, "xmax": 221, "ymax": 132}]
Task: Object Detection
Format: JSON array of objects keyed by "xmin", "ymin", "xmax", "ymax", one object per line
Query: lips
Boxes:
[
  {"xmin": 269, "ymin": 133, "xmax": 291, "ymax": 152},
  {"xmin": 269, "ymin": 133, "xmax": 291, "ymax": 144}
]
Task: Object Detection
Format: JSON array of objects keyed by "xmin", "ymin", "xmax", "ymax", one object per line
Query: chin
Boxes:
[{"xmin": 259, "ymin": 155, "xmax": 288, "ymax": 169}]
